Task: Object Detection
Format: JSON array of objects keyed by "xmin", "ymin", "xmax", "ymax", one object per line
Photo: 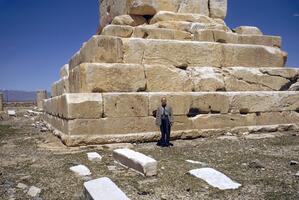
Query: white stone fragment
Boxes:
[
  {"xmin": 186, "ymin": 160, "xmax": 208, "ymax": 166},
  {"xmin": 113, "ymin": 148, "xmax": 157, "ymax": 176},
  {"xmin": 189, "ymin": 168, "xmax": 241, "ymax": 190},
  {"xmin": 17, "ymin": 183, "xmax": 28, "ymax": 189},
  {"xmin": 84, "ymin": 177, "xmax": 130, "ymax": 200},
  {"xmin": 7, "ymin": 110, "xmax": 16, "ymax": 116},
  {"xmin": 296, "ymin": 171, "xmax": 299, "ymax": 177},
  {"xmin": 87, "ymin": 152, "xmax": 102, "ymax": 162},
  {"xmin": 70, "ymin": 164, "xmax": 91, "ymax": 176},
  {"xmin": 27, "ymin": 186, "xmax": 41, "ymax": 197}
]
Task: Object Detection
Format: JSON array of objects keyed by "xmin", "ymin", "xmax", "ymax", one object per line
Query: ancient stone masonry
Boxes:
[
  {"xmin": 44, "ymin": 0, "xmax": 299, "ymax": 146},
  {"xmin": 36, "ymin": 90, "xmax": 48, "ymax": 110}
]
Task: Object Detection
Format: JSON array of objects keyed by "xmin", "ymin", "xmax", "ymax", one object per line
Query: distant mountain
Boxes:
[{"xmin": 0, "ymin": 90, "xmax": 50, "ymax": 102}]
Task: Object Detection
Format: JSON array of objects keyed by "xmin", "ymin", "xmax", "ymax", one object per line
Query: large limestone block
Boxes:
[
  {"xmin": 69, "ymin": 36, "xmax": 123, "ymax": 70},
  {"xmin": 67, "ymin": 117, "xmax": 156, "ymax": 135},
  {"xmin": 193, "ymin": 30, "xmax": 281, "ymax": 47},
  {"xmin": 177, "ymin": 0, "xmax": 209, "ymax": 15},
  {"xmin": 192, "ymin": 111, "xmax": 299, "ymax": 129},
  {"xmin": 43, "ymin": 113, "xmax": 69, "ymax": 134},
  {"xmin": 150, "ymin": 11, "xmax": 213, "ymax": 24},
  {"xmin": 223, "ymin": 67, "xmax": 289, "ymax": 91},
  {"xmin": 259, "ymin": 68, "xmax": 299, "ymax": 80},
  {"xmin": 103, "ymin": 93, "xmax": 149, "ymax": 117},
  {"xmin": 51, "ymin": 77, "xmax": 69, "ymax": 97},
  {"xmin": 113, "ymin": 148, "xmax": 157, "ymax": 176},
  {"xmin": 132, "ymin": 26, "xmax": 192, "ymax": 40},
  {"xmin": 149, "ymin": 92, "xmax": 193, "ymax": 115},
  {"xmin": 111, "ymin": 14, "xmax": 147, "ymax": 26},
  {"xmin": 123, "ymin": 38, "xmax": 286, "ymax": 68},
  {"xmin": 102, "ymin": 25, "xmax": 134, "ymax": 38},
  {"xmin": 189, "ymin": 67, "xmax": 225, "ymax": 91},
  {"xmin": 209, "ymin": 0, "xmax": 227, "ymax": 19},
  {"xmin": 191, "ymin": 93, "xmax": 230, "ymax": 114},
  {"xmin": 145, "ymin": 65, "xmax": 193, "ymax": 92},
  {"xmin": 69, "ymin": 63, "xmax": 146, "ymax": 93},
  {"xmin": 229, "ymin": 92, "xmax": 299, "ymax": 114},
  {"xmin": 234, "ymin": 26, "xmax": 263, "ymax": 36},
  {"xmin": 221, "ymin": 44, "xmax": 286, "ymax": 68},
  {"xmin": 60, "ymin": 64, "xmax": 69, "ymax": 78},
  {"xmin": 44, "ymin": 94, "xmax": 103, "ymax": 119},
  {"xmin": 84, "ymin": 177, "xmax": 130, "ymax": 200}
]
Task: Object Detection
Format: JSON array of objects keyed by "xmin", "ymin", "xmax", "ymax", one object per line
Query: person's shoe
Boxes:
[{"xmin": 169, "ymin": 142, "xmax": 174, "ymax": 146}]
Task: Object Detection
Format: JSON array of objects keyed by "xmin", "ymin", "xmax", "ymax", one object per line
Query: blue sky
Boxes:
[{"xmin": 0, "ymin": 0, "xmax": 298, "ymax": 91}]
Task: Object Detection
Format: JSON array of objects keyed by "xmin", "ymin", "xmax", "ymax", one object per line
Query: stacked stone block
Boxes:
[{"xmin": 44, "ymin": 0, "xmax": 299, "ymax": 146}]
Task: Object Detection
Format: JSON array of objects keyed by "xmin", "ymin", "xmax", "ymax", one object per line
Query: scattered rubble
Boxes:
[{"xmin": 69, "ymin": 165, "xmax": 91, "ymax": 176}]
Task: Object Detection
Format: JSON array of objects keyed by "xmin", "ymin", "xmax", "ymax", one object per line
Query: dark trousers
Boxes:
[{"xmin": 159, "ymin": 117, "xmax": 171, "ymax": 145}]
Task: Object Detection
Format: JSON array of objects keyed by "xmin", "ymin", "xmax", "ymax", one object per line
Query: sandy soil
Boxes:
[{"xmin": 0, "ymin": 107, "xmax": 298, "ymax": 200}]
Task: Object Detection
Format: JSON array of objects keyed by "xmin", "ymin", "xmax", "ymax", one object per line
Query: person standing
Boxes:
[{"xmin": 155, "ymin": 97, "xmax": 173, "ymax": 147}]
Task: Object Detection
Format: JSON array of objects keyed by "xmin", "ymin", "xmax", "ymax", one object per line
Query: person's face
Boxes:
[{"xmin": 161, "ymin": 98, "xmax": 167, "ymax": 106}]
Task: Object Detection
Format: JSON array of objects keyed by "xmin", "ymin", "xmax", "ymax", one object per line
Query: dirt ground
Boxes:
[{"xmin": 0, "ymin": 107, "xmax": 298, "ymax": 200}]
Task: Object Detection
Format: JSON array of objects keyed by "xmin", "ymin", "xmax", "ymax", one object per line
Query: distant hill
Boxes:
[{"xmin": 0, "ymin": 90, "xmax": 50, "ymax": 102}]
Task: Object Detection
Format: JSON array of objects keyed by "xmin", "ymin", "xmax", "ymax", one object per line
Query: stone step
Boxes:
[
  {"xmin": 113, "ymin": 148, "xmax": 157, "ymax": 176},
  {"xmin": 44, "ymin": 114, "xmax": 298, "ymax": 146},
  {"xmin": 84, "ymin": 177, "xmax": 130, "ymax": 200},
  {"xmin": 101, "ymin": 24, "xmax": 280, "ymax": 48},
  {"xmin": 68, "ymin": 36, "xmax": 286, "ymax": 70},
  {"xmin": 44, "ymin": 91, "xmax": 299, "ymax": 119},
  {"xmin": 67, "ymin": 64, "xmax": 298, "ymax": 94}
]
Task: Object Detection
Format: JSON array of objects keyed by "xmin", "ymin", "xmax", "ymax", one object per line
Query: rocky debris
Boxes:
[
  {"xmin": 83, "ymin": 177, "xmax": 130, "ymax": 200},
  {"xmin": 16, "ymin": 182, "xmax": 28, "ymax": 190},
  {"xmin": 69, "ymin": 165, "xmax": 91, "ymax": 176},
  {"xmin": 290, "ymin": 160, "xmax": 298, "ymax": 166},
  {"xmin": 296, "ymin": 171, "xmax": 299, "ymax": 177},
  {"xmin": 27, "ymin": 186, "xmax": 41, "ymax": 197},
  {"xmin": 87, "ymin": 152, "xmax": 102, "ymax": 162},
  {"xmin": 107, "ymin": 165, "xmax": 117, "ymax": 171},
  {"xmin": 113, "ymin": 148, "xmax": 157, "ymax": 176},
  {"xmin": 189, "ymin": 167, "xmax": 242, "ymax": 190},
  {"xmin": 32, "ymin": 121, "xmax": 49, "ymax": 133},
  {"xmin": 249, "ymin": 159, "xmax": 265, "ymax": 169}
]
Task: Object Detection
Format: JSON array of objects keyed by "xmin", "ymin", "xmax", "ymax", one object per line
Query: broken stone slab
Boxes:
[
  {"xmin": 27, "ymin": 186, "xmax": 41, "ymax": 197},
  {"xmin": 7, "ymin": 110, "xmax": 16, "ymax": 116},
  {"xmin": 69, "ymin": 165, "xmax": 91, "ymax": 176},
  {"xmin": 290, "ymin": 160, "xmax": 298, "ymax": 166},
  {"xmin": 113, "ymin": 148, "xmax": 157, "ymax": 176},
  {"xmin": 189, "ymin": 168, "xmax": 241, "ymax": 190},
  {"xmin": 84, "ymin": 177, "xmax": 130, "ymax": 200},
  {"xmin": 234, "ymin": 26, "xmax": 263, "ymax": 35},
  {"xmin": 87, "ymin": 152, "xmax": 102, "ymax": 162},
  {"xmin": 209, "ymin": 0, "xmax": 227, "ymax": 19}
]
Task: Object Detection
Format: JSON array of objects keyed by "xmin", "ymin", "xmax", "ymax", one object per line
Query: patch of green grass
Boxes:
[{"xmin": 0, "ymin": 125, "xmax": 17, "ymax": 139}]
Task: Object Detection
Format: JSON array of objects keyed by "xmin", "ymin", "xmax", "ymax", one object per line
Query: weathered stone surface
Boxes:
[
  {"xmin": 113, "ymin": 148, "xmax": 157, "ymax": 176},
  {"xmin": 36, "ymin": 90, "xmax": 47, "ymax": 110},
  {"xmin": 99, "ymin": 0, "xmax": 213, "ymax": 31},
  {"xmin": 192, "ymin": 111, "xmax": 299, "ymax": 129},
  {"xmin": 150, "ymin": 11, "xmax": 213, "ymax": 25},
  {"xmin": 44, "ymin": 93, "xmax": 103, "ymax": 119},
  {"xmin": 27, "ymin": 186, "xmax": 41, "ymax": 197},
  {"xmin": 102, "ymin": 25, "xmax": 134, "ymax": 38},
  {"xmin": 189, "ymin": 67, "xmax": 225, "ymax": 91},
  {"xmin": 289, "ymin": 81, "xmax": 299, "ymax": 91},
  {"xmin": 229, "ymin": 92, "xmax": 299, "ymax": 114},
  {"xmin": 69, "ymin": 63, "xmax": 146, "ymax": 93},
  {"xmin": 234, "ymin": 26, "xmax": 263, "ymax": 35},
  {"xmin": 69, "ymin": 36, "xmax": 123, "ymax": 70},
  {"xmin": 145, "ymin": 65, "xmax": 193, "ymax": 92},
  {"xmin": 123, "ymin": 38, "xmax": 285, "ymax": 67},
  {"xmin": 84, "ymin": 177, "xmax": 130, "ymax": 200},
  {"xmin": 111, "ymin": 14, "xmax": 147, "ymax": 26},
  {"xmin": 193, "ymin": 30, "xmax": 281, "ymax": 47},
  {"xmin": 223, "ymin": 67, "xmax": 290, "ymax": 91},
  {"xmin": 191, "ymin": 93, "xmax": 230, "ymax": 114},
  {"xmin": 103, "ymin": 93, "xmax": 149, "ymax": 117},
  {"xmin": 70, "ymin": 165, "xmax": 91, "ymax": 176},
  {"xmin": 60, "ymin": 64, "xmax": 69, "ymax": 78},
  {"xmin": 209, "ymin": 0, "xmax": 227, "ymax": 19},
  {"xmin": 51, "ymin": 77, "xmax": 69, "ymax": 97},
  {"xmin": 189, "ymin": 167, "xmax": 241, "ymax": 190},
  {"xmin": 132, "ymin": 26, "xmax": 192, "ymax": 40}
]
